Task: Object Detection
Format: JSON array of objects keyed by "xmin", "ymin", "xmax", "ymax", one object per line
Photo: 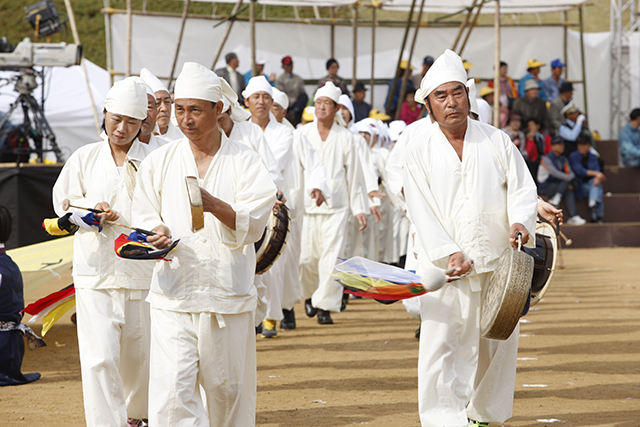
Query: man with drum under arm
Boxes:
[{"xmin": 402, "ymin": 50, "xmax": 538, "ymax": 427}]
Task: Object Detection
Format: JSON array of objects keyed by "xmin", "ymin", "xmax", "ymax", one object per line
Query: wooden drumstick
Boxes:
[
  {"xmin": 559, "ymin": 230, "xmax": 573, "ymax": 246},
  {"xmin": 61, "ymin": 198, "xmax": 104, "ymax": 214},
  {"xmin": 61, "ymin": 199, "xmax": 156, "ymax": 236}
]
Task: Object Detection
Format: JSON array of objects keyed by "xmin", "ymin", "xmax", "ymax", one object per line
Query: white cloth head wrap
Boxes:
[
  {"xmin": 174, "ymin": 62, "xmax": 223, "ymax": 103},
  {"xmin": 218, "ymin": 76, "xmax": 251, "ymax": 122},
  {"xmin": 356, "ymin": 121, "xmax": 375, "ymax": 136},
  {"xmin": 140, "ymin": 68, "xmax": 168, "ymax": 94},
  {"xmin": 415, "ymin": 49, "xmax": 468, "ymax": 105},
  {"xmin": 272, "ymin": 87, "xmax": 289, "ymax": 110},
  {"xmin": 104, "ymin": 77, "xmax": 148, "ymax": 120},
  {"xmin": 466, "ymin": 79, "xmax": 479, "ymax": 117},
  {"xmin": 242, "ymin": 76, "xmax": 273, "ymax": 99},
  {"xmin": 314, "ymin": 81, "xmax": 341, "ymax": 104},
  {"xmin": 133, "ymin": 77, "xmax": 155, "ymax": 98},
  {"xmin": 338, "ymin": 94, "xmax": 355, "ymax": 124},
  {"xmin": 388, "ymin": 120, "xmax": 407, "ymax": 142}
]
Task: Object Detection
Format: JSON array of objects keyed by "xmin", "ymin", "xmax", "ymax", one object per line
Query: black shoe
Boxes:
[
  {"xmin": 590, "ymin": 206, "xmax": 599, "ymax": 223},
  {"xmin": 317, "ymin": 309, "xmax": 333, "ymax": 325},
  {"xmin": 340, "ymin": 293, "xmax": 348, "ymax": 312},
  {"xmin": 305, "ymin": 299, "xmax": 318, "ymax": 317},
  {"xmin": 255, "ymin": 323, "xmax": 263, "ymax": 335},
  {"xmin": 281, "ymin": 308, "xmax": 296, "ymax": 330}
]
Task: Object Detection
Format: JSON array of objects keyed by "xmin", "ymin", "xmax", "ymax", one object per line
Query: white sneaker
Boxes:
[
  {"xmin": 567, "ymin": 215, "xmax": 587, "ymax": 226},
  {"xmin": 548, "ymin": 193, "xmax": 562, "ymax": 206}
]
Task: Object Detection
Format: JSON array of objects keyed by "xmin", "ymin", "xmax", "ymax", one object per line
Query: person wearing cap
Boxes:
[
  {"xmin": 549, "ymin": 82, "xmax": 574, "ymax": 136},
  {"xmin": 351, "ymin": 82, "xmax": 372, "ymax": 122},
  {"xmin": 512, "ymin": 79, "xmax": 550, "ymax": 133},
  {"xmin": 538, "ymin": 137, "xmax": 586, "ymax": 225},
  {"xmin": 270, "ymin": 88, "xmax": 330, "ymax": 329},
  {"xmin": 275, "ymin": 55, "xmax": 308, "ymax": 126},
  {"xmin": 543, "ymin": 59, "xmax": 567, "ymax": 102},
  {"xmin": 384, "ymin": 60, "xmax": 416, "ymax": 118},
  {"xmin": 214, "ymin": 52, "xmax": 246, "ymax": 103},
  {"xmin": 569, "ymin": 138, "xmax": 606, "ymax": 222},
  {"xmin": 140, "ymin": 68, "xmax": 184, "ymax": 142},
  {"xmin": 317, "ymin": 58, "xmax": 350, "ymax": 96},
  {"xmin": 411, "ymin": 55, "xmax": 435, "ymax": 89},
  {"xmin": 517, "ymin": 59, "xmax": 547, "ymax": 101},
  {"xmin": 619, "ymin": 108, "xmax": 640, "ymax": 167},
  {"xmin": 403, "ymin": 49, "xmax": 538, "ymax": 427},
  {"xmin": 132, "ymin": 62, "xmax": 276, "ymax": 426},
  {"xmin": 298, "ymin": 81, "xmax": 368, "ymax": 325},
  {"xmin": 243, "ymin": 57, "xmax": 276, "ymax": 87},
  {"xmin": 52, "ymin": 77, "xmax": 155, "ymax": 427},
  {"xmin": 558, "ymin": 100, "xmax": 592, "ymax": 156}
]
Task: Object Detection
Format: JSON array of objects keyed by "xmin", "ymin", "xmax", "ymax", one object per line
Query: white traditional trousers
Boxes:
[
  {"xmin": 281, "ymin": 218, "xmax": 303, "ymax": 311},
  {"xmin": 418, "ymin": 274, "xmax": 519, "ymax": 427},
  {"xmin": 262, "ymin": 259, "xmax": 285, "ymax": 322},
  {"xmin": 75, "ymin": 288, "xmax": 150, "ymax": 426},
  {"xmin": 148, "ymin": 309, "xmax": 256, "ymax": 427},
  {"xmin": 300, "ymin": 210, "xmax": 350, "ymax": 312}
]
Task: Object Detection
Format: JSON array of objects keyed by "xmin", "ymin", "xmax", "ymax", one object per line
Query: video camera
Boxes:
[{"xmin": 0, "ymin": 38, "xmax": 81, "ymax": 71}]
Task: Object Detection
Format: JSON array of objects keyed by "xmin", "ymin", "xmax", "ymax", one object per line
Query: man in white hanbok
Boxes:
[
  {"xmin": 52, "ymin": 77, "xmax": 155, "ymax": 427},
  {"xmin": 132, "ymin": 62, "xmax": 276, "ymax": 427},
  {"xmin": 402, "ymin": 50, "xmax": 538, "ymax": 427},
  {"xmin": 298, "ymin": 82, "xmax": 369, "ymax": 324},
  {"xmin": 138, "ymin": 83, "xmax": 168, "ymax": 151},
  {"xmin": 140, "ymin": 68, "xmax": 184, "ymax": 142}
]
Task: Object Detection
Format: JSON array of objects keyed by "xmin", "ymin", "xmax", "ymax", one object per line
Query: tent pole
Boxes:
[
  {"xmin": 563, "ymin": 11, "xmax": 568, "ymax": 80},
  {"xmin": 452, "ymin": 0, "xmax": 478, "ymax": 52},
  {"xmin": 330, "ymin": 7, "xmax": 335, "ymax": 58},
  {"xmin": 126, "ymin": 0, "xmax": 132, "ymax": 77},
  {"xmin": 211, "ymin": 0, "xmax": 244, "ymax": 70},
  {"xmin": 385, "ymin": 0, "xmax": 417, "ymax": 115},
  {"xmin": 250, "ymin": 0, "xmax": 257, "ymax": 76},
  {"xmin": 579, "ymin": 5, "xmax": 588, "ymax": 117},
  {"xmin": 103, "ymin": 0, "xmax": 114, "ymax": 86},
  {"xmin": 459, "ymin": 2, "xmax": 483, "ymax": 56},
  {"xmin": 64, "ymin": 0, "xmax": 101, "ymax": 134},
  {"xmin": 167, "ymin": 0, "xmax": 191, "ymax": 91},
  {"xmin": 370, "ymin": 5, "xmax": 376, "ymax": 107},
  {"xmin": 395, "ymin": 0, "xmax": 425, "ymax": 121},
  {"xmin": 492, "ymin": 0, "xmax": 501, "ymax": 128},
  {"xmin": 352, "ymin": 4, "xmax": 358, "ymax": 91}
]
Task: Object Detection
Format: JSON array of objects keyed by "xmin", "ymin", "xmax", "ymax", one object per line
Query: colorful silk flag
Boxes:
[{"xmin": 114, "ymin": 232, "xmax": 179, "ymax": 260}]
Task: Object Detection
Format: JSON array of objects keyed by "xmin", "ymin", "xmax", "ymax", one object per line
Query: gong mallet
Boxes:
[
  {"xmin": 559, "ymin": 230, "xmax": 573, "ymax": 246},
  {"xmin": 61, "ymin": 199, "xmax": 156, "ymax": 236}
]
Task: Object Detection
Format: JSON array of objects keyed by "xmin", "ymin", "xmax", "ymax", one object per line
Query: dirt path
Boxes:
[{"xmin": 1, "ymin": 248, "xmax": 639, "ymax": 426}]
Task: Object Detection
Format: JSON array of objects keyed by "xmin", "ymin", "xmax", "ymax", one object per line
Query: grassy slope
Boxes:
[{"xmin": 0, "ymin": 0, "xmax": 613, "ymax": 70}]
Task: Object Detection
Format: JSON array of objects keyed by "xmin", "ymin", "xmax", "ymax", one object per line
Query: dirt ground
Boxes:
[{"xmin": 1, "ymin": 247, "xmax": 639, "ymax": 426}]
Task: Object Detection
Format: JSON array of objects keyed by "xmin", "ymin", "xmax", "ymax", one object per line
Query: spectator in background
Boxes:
[
  {"xmin": 489, "ymin": 61, "xmax": 518, "ymax": 127},
  {"xmin": 538, "ymin": 137, "xmax": 586, "ymax": 225},
  {"xmin": 518, "ymin": 59, "xmax": 547, "ymax": 101},
  {"xmin": 558, "ymin": 100, "xmax": 593, "ymax": 156},
  {"xmin": 351, "ymin": 82, "xmax": 371, "ymax": 122},
  {"xmin": 524, "ymin": 118, "xmax": 551, "ymax": 184},
  {"xmin": 480, "ymin": 86, "xmax": 495, "ymax": 125},
  {"xmin": 569, "ymin": 139, "xmax": 606, "ymax": 223},
  {"xmin": 317, "ymin": 58, "xmax": 350, "ymax": 95},
  {"xmin": 276, "ymin": 55, "xmax": 308, "ymax": 126},
  {"xmin": 399, "ymin": 88, "xmax": 422, "ymax": 125},
  {"xmin": 385, "ymin": 60, "xmax": 415, "ymax": 118},
  {"xmin": 513, "ymin": 79, "xmax": 549, "ymax": 133},
  {"xmin": 619, "ymin": 108, "xmax": 640, "ymax": 167},
  {"xmin": 543, "ymin": 59, "xmax": 567, "ymax": 102},
  {"xmin": 243, "ymin": 57, "xmax": 276, "ymax": 87},
  {"xmin": 502, "ymin": 113, "xmax": 526, "ymax": 156},
  {"xmin": 214, "ymin": 52, "xmax": 246, "ymax": 103},
  {"xmin": 410, "ymin": 55, "xmax": 434, "ymax": 89},
  {"xmin": 549, "ymin": 82, "xmax": 574, "ymax": 136}
]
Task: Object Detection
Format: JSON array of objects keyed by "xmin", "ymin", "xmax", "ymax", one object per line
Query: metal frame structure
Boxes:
[{"xmin": 610, "ymin": 0, "xmax": 640, "ymax": 138}]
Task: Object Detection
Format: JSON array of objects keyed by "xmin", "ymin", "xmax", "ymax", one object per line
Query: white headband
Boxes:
[
  {"xmin": 415, "ymin": 49, "xmax": 468, "ymax": 105},
  {"xmin": 174, "ymin": 62, "xmax": 223, "ymax": 104},
  {"xmin": 104, "ymin": 77, "xmax": 148, "ymax": 120},
  {"xmin": 242, "ymin": 76, "xmax": 273, "ymax": 99},
  {"xmin": 219, "ymin": 76, "xmax": 251, "ymax": 122},
  {"xmin": 338, "ymin": 94, "xmax": 355, "ymax": 124},
  {"xmin": 140, "ymin": 68, "xmax": 168, "ymax": 94},
  {"xmin": 466, "ymin": 79, "xmax": 479, "ymax": 116},
  {"xmin": 314, "ymin": 81, "xmax": 341, "ymax": 104},
  {"xmin": 272, "ymin": 87, "xmax": 289, "ymax": 110}
]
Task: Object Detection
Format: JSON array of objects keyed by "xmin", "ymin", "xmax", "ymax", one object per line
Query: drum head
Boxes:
[
  {"xmin": 255, "ymin": 205, "xmax": 290, "ymax": 275},
  {"xmin": 525, "ymin": 222, "xmax": 557, "ymax": 306}
]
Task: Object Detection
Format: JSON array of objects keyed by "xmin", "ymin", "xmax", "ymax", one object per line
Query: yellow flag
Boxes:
[{"xmin": 41, "ymin": 297, "xmax": 76, "ymax": 336}]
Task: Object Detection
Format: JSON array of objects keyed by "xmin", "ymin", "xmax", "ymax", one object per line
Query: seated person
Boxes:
[
  {"xmin": 512, "ymin": 79, "xmax": 549, "ymax": 134},
  {"xmin": 538, "ymin": 137, "xmax": 587, "ymax": 226},
  {"xmin": 502, "ymin": 113, "xmax": 527, "ymax": 157},
  {"xmin": 558, "ymin": 100, "xmax": 593, "ymax": 156},
  {"xmin": 619, "ymin": 108, "xmax": 640, "ymax": 167},
  {"xmin": 399, "ymin": 88, "xmax": 422, "ymax": 125},
  {"xmin": 569, "ymin": 138, "xmax": 606, "ymax": 223},
  {"xmin": 524, "ymin": 118, "xmax": 552, "ymax": 184}
]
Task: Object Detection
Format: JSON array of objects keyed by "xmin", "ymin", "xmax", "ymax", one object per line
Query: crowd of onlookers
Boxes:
[{"xmin": 218, "ymin": 52, "xmax": 640, "ymax": 226}]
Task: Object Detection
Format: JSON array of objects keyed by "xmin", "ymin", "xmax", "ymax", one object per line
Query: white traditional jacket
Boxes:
[{"xmin": 132, "ymin": 133, "xmax": 277, "ymax": 314}]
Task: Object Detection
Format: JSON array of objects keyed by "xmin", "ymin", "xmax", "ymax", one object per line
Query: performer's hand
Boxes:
[
  {"xmin": 368, "ymin": 190, "xmax": 386, "ymax": 201},
  {"xmin": 537, "ymin": 199, "xmax": 563, "ymax": 225},
  {"xmin": 356, "ymin": 213, "xmax": 367, "ymax": 231},
  {"xmin": 147, "ymin": 225, "xmax": 172, "ymax": 249},
  {"xmin": 95, "ymin": 202, "xmax": 119, "ymax": 222},
  {"xmin": 310, "ymin": 188, "xmax": 326, "ymax": 206},
  {"xmin": 447, "ymin": 252, "xmax": 472, "ymax": 277},
  {"xmin": 370, "ymin": 206, "xmax": 382, "ymax": 223},
  {"xmin": 509, "ymin": 223, "xmax": 530, "ymax": 248},
  {"xmin": 276, "ymin": 189, "xmax": 287, "ymax": 205}
]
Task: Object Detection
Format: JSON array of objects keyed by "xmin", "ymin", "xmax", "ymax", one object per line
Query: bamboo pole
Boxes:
[
  {"xmin": 385, "ymin": 0, "xmax": 417, "ymax": 115},
  {"xmin": 102, "ymin": 0, "xmax": 114, "ymax": 86},
  {"xmin": 492, "ymin": 0, "xmax": 501, "ymax": 129},
  {"xmin": 579, "ymin": 5, "xmax": 588, "ymax": 117},
  {"xmin": 167, "ymin": 0, "xmax": 191, "ymax": 91},
  {"xmin": 126, "ymin": 0, "xmax": 132, "ymax": 77},
  {"xmin": 459, "ymin": 1, "xmax": 483, "ymax": 56},
  {"xmin": 63, "ymin": 0, "xmax": 101, "ymax": 134},
  {"xmin": 370, "ymin": 5, "xmax": 376, "ymax": 107},
  {"xmin": 330, "ymin": 7, "xmax": 335, "ymax": 58},
  {"xmin": 395, "ymin": 0, "xmax": 425, "ymax": 121},
  {"xmin": 250, "ymin": 0, "xmax": 256, "ymax": 76},
  {"xmin": 211, "ymin": 0, "xmax": 244, "ymax": 70},
  {"xmin": 563, "ymin": 11, "xmax": 568, "ymax": 80},
  {"xmin": 451, "ymin": 0, "xmax": 478, "ymax": 52},
  {"xmin": 352, "ymin": 4, "xmax": 358, "ymax": 91}
]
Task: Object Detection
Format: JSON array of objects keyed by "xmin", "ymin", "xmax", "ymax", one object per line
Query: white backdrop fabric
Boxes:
[{"xmin": 0, "ymin": 59, "xmax": 109, "ymax": 158}]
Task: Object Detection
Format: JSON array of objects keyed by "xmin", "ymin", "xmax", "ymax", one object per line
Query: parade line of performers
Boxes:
[{"xmin": 11, "ymin": 50, "xmax": 564, "ymax": 427}]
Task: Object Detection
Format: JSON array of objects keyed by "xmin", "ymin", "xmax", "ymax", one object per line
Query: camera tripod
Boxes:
[{"xmin": 0, "ymin": 68, "xmax": 63, "ymax": 163}]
